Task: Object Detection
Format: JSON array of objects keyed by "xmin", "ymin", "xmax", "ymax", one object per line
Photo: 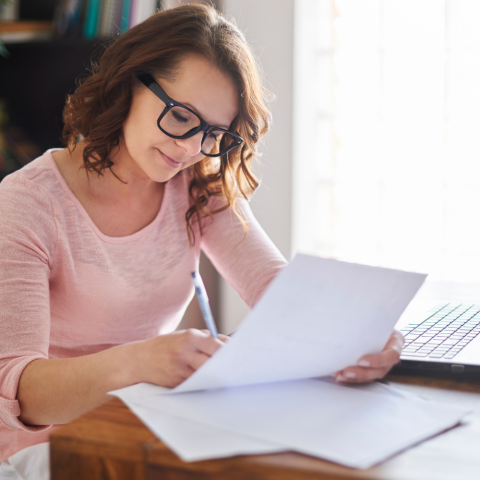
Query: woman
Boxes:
[{"xmin": 0, "ymin": 3, "xmax": 403, "ymax": 472}]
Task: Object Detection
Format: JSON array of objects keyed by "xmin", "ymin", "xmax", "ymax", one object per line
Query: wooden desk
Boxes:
[{"xmin": 50, "ymin": 375, "xmax": 480, "ymax": 480}]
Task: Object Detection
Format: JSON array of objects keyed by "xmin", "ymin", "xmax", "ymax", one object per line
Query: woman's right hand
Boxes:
[{"xmin": 136, "ymin": 329, "xmax": 229, "ymax": 388}]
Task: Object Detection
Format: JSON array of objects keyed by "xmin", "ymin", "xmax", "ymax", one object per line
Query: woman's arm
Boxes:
[
  {"xmin": 0, "ymin": 175, "xmax": 56, "ymax": 431},
  {"xmin": 200, "ymin": 197, "xmax": 287, "ymax": 310},
  {"xmin": 200, "ymin": 197, "xmax": 402, "ymax": 382},
  {"xmin": 18, "ymin": 329, "xmax": 226, "ymax": 426}
]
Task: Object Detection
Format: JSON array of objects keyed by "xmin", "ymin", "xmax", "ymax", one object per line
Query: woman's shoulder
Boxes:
[
  {"xmin": 0, "ymin": 151, "xmax": 60, "ymax": 266},
  {"xmin": 0, "ymin": 150, "xmax": 67, "ymax": 224},
  {"xmin": 1, "ymin": 149, "xmax": 68, "ymax": 206}
]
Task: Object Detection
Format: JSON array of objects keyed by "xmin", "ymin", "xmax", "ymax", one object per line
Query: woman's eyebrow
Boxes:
[{"xmin": 182, "ymin": 101, "xmax": 230, "ymax": 129}]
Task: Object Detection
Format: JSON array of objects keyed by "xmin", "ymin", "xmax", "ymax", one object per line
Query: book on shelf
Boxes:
[
  {"xmin": 53, "ymin": 0, "xmax": 86, "ymax": 38},
  {"xmin": 82, "ymin": 0, "xmax": 101, "ymax": 38},
  {"xmin": 120, "ymin": 0, "xmax": 130, "ymax": 33},
  {"xmin": 99, "ymin": 0, "xmax": 117, "ymax": 37},
  {"xmin": 52, "ymin": 0, "xmax": 158, "ymax": 40},
  {"xmin": 0, "ymin": 0, "xmax": 158, "ymax": 43}
]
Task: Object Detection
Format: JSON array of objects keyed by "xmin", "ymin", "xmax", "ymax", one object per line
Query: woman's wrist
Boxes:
[{"xmin": 105, "ymin": 340, "xmax": 147, "ymax": 389}]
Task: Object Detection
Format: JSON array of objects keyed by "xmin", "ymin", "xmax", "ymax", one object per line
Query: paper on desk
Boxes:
[
  {"xmin": 173, "ymin": 254, "xmax": 426, "ymax": 394},
  {"xmin": 113, "ymin": 378, "xmax": 469, "ymax": 469},
  {"xmin": 120, "ymin": 398, "xmax": 286, "ymax": 461},
  {"xmin": 111, "ymin": 380, "xmax": 410, "ymax": 463},
  {"xmin": 113, "ymin": 384, "xmax": 286, "ymax": 462},
  {"xmin": 112, "ymin": 382, "xmax": 286, "ymax": 461},
  {"xmin": 111, "ymin": 382, "xmax": 408, "ymax": 462}
]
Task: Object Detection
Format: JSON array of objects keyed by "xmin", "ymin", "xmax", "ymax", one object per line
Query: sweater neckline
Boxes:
[{"xmin": 46, "ymin": 148, "xmax": 170, "ymax": 244}]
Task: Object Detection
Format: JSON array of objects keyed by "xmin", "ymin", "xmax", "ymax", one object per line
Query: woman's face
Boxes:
[{"xmin": 121, "ymin": 55, "xmax": 239, "ymax": 183}]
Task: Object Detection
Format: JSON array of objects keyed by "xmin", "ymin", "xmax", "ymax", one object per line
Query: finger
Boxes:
[
  {"xmin": 169, "ymin": 357, "xmax": 195, "ymax": 376},
  {"xmin": 168, "ymin": 374, "xmax": 192, "ymax": 388},
  {"xmin": 335, "ymin": 366, "xmax": 390, "ymax": 383},
  {"xmin": 393, "ymin": 328, "xmax": 405, "ymax": 339},
  {"xmin": 194, "ymin": 334, "xmax": 226, "ymax": 356},
  {"xmin": 183, "ymin": 329, "xmax": 225, "ymax": 356},
  {"xmin": 199, "ymin": 330, "xmax": 230, "ymax": 344},
  {"xmin": 185, "ymin": 350, "xmax": 212, "ymax": 371},
  {"xmin": 357, "ymin": 334, "xmax": 403, "ymax": 369},
  {"xmin": 357, "ymin": 348, "xmax": 401, "ymax": 370},
  {"xmin": 388, "ymin": 330, "xmax": 404, "ymax": 349},
  {"xmin": 164, "ymin": 365, "xmax": 195, "ymax": 388}
]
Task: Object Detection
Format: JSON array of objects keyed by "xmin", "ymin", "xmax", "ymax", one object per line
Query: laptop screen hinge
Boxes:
[{"xmin": 450, "ymin": 364, "xmax": 465, "ymax": 373}]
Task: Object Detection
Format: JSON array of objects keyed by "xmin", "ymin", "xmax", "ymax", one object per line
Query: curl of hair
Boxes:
[{"xmin": 62, "ymin": 3, "xmax": 272, "ymax": 244}]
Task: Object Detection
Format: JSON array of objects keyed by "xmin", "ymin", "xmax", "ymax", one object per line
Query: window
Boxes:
[{"xmin": 294, "ymin": 0, "xmax": 480, "ymax": 281}]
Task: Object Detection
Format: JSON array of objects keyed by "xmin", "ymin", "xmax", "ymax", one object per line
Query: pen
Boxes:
[{"xmin": 191, "ymin": 271, "xmax": 219, "ymax": 339}]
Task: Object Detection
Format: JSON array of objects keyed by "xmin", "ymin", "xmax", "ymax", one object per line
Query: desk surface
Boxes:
[{"xmin": 50, "ymin": 375, "xmax": 480, "ymax": 480}]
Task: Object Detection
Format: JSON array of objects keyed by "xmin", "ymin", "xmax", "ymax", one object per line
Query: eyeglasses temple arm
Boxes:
[{"xmin": 137, "ymin": 73, "xmax": 172, "ymax": 105}]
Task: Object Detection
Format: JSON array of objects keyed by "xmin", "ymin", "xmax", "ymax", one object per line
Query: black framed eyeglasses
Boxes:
[{"xmin": 137, "ymin": 73, "xmax": 244, "ymax": 158}]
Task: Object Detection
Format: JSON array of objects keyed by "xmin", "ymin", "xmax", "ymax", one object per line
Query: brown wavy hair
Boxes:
[{"xmin": 62, "ymin": 3, "xmax": 272, "ymax": 244}]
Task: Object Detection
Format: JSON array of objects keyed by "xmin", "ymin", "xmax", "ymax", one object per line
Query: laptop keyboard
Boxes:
[{"xmin": 400, "ymin": 304, "xmax": 480, "ymax": 360}]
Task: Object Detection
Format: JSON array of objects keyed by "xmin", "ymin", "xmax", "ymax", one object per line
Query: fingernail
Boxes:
[
  {"xmin": 358, "ymin": 360, "xmax": 370, "ymax": 367},
  {"xmin": 345, "ymin": 371, "xmax": 356, "ymax": 379},
  {"xmin": 336, "ymin": 374, "xmax": 346, "ymax": 382}
]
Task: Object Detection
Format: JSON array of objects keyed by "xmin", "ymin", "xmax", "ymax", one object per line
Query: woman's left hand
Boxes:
[{"xmin": 335, "ymin": 330, "xmax": 404, "ymax": 383}]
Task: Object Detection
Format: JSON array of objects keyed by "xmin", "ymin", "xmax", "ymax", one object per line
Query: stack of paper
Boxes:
[{"xmin": 111, "ymin": 254, "xmax": 469, "ymax": 468}]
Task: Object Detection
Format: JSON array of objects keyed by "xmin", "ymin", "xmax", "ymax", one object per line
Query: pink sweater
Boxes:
[{"xmin": 0, "ymin": 149, "xmax": 286, "ymax": 461}]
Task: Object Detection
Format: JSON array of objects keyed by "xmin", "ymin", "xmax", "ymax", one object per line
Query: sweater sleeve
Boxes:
[
  {"xmin": 0, "ymin": 174, "xmax": 57, "ymax": 431},
  {"xmin": 200, "ymin": 197, "xmax": 287, "ymax": 308}
]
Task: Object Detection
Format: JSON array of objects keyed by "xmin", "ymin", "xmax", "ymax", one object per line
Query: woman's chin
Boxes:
[{"xmin": 147, "ymin": 166, "xmax": 178, "ymax": 184}]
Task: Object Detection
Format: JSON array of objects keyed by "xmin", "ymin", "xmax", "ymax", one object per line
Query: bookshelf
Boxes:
[
  {"xmin": 0, "ymin": 0, "xmax": 159, "ymax": 179},
  {"xmin": 0, "ymin": 38, "xmax": 100, "ymax": 154},
  {"xmin": 0, "ymin": 21, "xmax": 52, "ymax": 43}
]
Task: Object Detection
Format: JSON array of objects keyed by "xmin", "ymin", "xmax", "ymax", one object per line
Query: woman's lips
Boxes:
[{"xmin": 158, "ymin": 149, "xmax": 181, "ymax": 169}]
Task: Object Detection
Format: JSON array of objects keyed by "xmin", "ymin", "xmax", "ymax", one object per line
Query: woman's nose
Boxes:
[{"xmin": 176, "ymin": 132, "xmax": 203, "ymax": 156}]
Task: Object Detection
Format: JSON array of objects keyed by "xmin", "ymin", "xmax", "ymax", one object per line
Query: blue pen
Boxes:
[{"xmin": 191, "ymin": 271, "xmax": 219, "ymax": 339}]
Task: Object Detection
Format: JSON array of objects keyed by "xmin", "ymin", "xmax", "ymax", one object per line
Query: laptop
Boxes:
[{"xmin": 393, "ymin": 301, "xmax": 480, "ymax": 377}]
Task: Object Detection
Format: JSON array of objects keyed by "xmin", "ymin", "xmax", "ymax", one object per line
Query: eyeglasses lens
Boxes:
[
  {"xmin": 201, "ymin": 128, "xmax": 238, "ymax": 156},
  {"xmin": 160, "ymin": 106, "xmax": 201, "ymax": 136}
]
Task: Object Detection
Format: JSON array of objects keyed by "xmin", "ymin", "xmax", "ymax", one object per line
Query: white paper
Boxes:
[
  {"xmin": 173, "ymin": 254, "xmax": 427, "ymax": 393},
  {"xmin": 114, "ymin": 378, "xmax": 468, "ymax": 469},
  {"xmin": 112, "ymin": 383, "xmax": 285, "ymax": 461},
  {"xmin": 110, "ymin": 379, "xmax": 413, "ymax": 463},
  {"xmin": 122, "ymin": 400, "xmax": 286, "ymax": 461}
]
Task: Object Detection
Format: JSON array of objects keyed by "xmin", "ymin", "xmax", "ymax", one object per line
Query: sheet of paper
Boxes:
[
  {"xmin": 111, "ymin": 380, "xmax": 407, "ymax": 463},
  {"xmin": 120, "ymin": 399, "xmax": 287, "ymax": 462},
  {"xmin": 173, "ymin": 254, "xmax": 426, "ymax": 393},
  {"xmin": 112, "ymin": 382, "xmax": 286, "ymax": 461},
  {"xmin": 113, "ymin": 378, "xmax": 468, "ymax": 469}
]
